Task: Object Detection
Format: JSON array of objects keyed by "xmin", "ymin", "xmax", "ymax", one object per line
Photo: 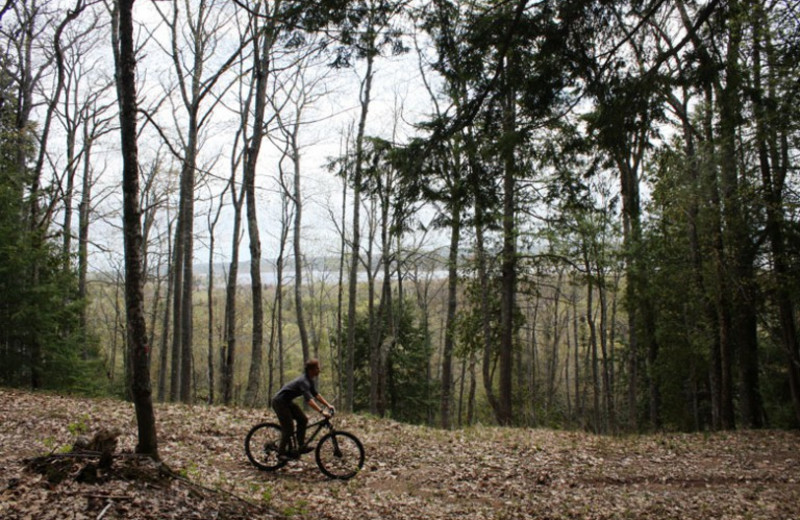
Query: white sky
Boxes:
[{"xmin": 71, "ymin": 1, "xmax": 450, "ymax": 275}]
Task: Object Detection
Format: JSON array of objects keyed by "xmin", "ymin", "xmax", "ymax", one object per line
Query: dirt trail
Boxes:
[{"xmin": 2, "ymin": 389, "xmax": 799, "ymax": 519}]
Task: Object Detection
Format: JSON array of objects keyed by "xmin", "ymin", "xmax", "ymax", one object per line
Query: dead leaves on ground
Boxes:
[{"xmin": 1, "ymin": 388, "xmax": 799, "ymax": 519}]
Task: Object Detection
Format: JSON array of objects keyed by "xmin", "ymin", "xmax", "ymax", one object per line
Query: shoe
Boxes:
[
  {"xmin": 299, "ymin": 445, "xmax": 314, "ymax": 454},
  {"xmin": 278, "ymin": 450, "xmax": 300, "ymax": 462}
]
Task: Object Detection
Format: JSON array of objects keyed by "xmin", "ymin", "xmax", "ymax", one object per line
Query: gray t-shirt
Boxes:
[{"xmin": 273, "ymin": 373, "xmax": 318, "ymax": 404}]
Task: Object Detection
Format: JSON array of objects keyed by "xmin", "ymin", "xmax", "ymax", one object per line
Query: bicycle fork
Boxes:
[{"xmin": 330, "ymin": 434, "xmax": 344, "ymax": 458}]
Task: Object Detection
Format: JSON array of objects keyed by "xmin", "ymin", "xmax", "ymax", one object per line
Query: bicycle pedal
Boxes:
[{"xmin": 279, "ymin": 452, "xmax": 300, "ymax": 461}]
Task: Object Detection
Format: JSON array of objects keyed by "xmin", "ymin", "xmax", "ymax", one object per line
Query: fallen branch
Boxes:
[
  {"xmin": 84, "ymin": 494, "xmax": 133, "ymax": 501},
  {"xmin": 159, "ymin": 465, "xmax": 272, "ymax": 515},
  {"xmin": 96, "ymin": 501, "xmax": 113, "ymax": 520}
]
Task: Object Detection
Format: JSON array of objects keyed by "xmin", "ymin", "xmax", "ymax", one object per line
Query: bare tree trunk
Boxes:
[
  {"xmin": 242, "ymin": 19, "xmax": 274, "ymax": 407},
  {"xmin": 282, "ymin": 115, "xmax": 310, "ymax": 362},
  {"xmin": 345, "ymin": 50, "xmax": 374, "ymax": 412},
  {"xmin": 412, "ymin": 269, "xmax": 435, "ymax": 426},
  {"xmin": 178, "ymin": 141, "xmax": 196, "ymax": 405},
  {"xmin": 376, "ymin": 163, "xmax": 396, "ymax": 418},
  {"xmin": 365, "ymin": 198, "xmax": 380, "ymax": 415},
  {"xmin": 608, "ymin": 272, "xmax": 621, "ymax": 425},
  {"xmin": 707, "ymin": 92, "xmax": 734, "ymax": 430},
  {"xmin": 441, "ymin": 201, "xmax": 461, "ymax": 429},
  {"xmin": 77, "ymin": 153, "xmax": 91, "ymax": 354},
  {"xmin": 346, "ymin": 89, "xmax": 372, "ymax": 413},
  {"xmin": 242, "ymin": 153, "xmax": 265, "ymax": 406},
  {"xmin": 147, "ymin": 250, "xmax": 164, "ymax": 373},
  {"xmin": 564, "ymin": 308, "xmax": 572, "ymax": 423},
  {"xmin": 111, "ymin": 270, "xmax": 123, "ymax": 385},
  {"xmin": 572, "ymin": 285, "xmax": 581, "ymax": 424},
  {"xmin": 271, "ymin": 177, "xmax": 292, "ymax": 392},
  {"xmin": 206, "ymin": 195, "xmax": 225, "ymax": 404},
  {"xmin": 498, "ymin": 66, "xmax": 517, "ymax": 426},
  {"xmin": 157, "ymin": 220, "xmax": 173, "ymax": 402},
  {"xmin": 476, "ymin": 214, "xmax": 500, "ymax": 419},
  {"xmin": 585, "ymin": 259, "xmax": 600, "ymax": 432},
  {"xmin": 547, "ymin": 275, "xmax": 562, "ymax": 413},
  {"xmin": 336, "ymin": 155, "xmax": 348, "ymax": 408},
  {"xmin": 60, "ymin": 98, "xmax": 78, "ymax": 268},
  {"xmin": 528, "ymin": 299, "xmax": 538, "ymax": 425},
  {"xmin": 113, "ymin": 0, "xmax": 158, "ymax": 459},
  {"xmin": 77, "ymin": 103, "xmax": 111, "ymax": 359},
  {"xmin": 222, "ymin": 173, "xmax": 245, "ymax": 405},
  {"xmin": 169, "ymin": 214, "xmax": 184, "ymax": 402},
  {"xmin": 597, "ymin": 265, "xmax": 614, "ymax": 433},
  {"xmin": 467, "ymin": 352, "xmax": 477, "ymax": 426}
]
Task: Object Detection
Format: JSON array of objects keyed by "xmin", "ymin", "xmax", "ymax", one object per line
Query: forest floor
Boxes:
[{"xmin": 1, "ymin": 388, "xmax": 799, "ymax": 520}]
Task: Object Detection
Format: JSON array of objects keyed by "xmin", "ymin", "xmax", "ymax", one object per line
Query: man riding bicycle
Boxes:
[{"xmin": 271, "ymin": 358, "xmax": 334, "ymax": 460}]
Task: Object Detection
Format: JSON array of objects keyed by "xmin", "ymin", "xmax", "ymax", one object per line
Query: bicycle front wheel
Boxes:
[
  {"xmin": 244, "ymin": 422, "xmax": 287, "ymax": 471},
  {"xmin": 315, "ymin": 431, "xmax": 365, "ymax": 480}
]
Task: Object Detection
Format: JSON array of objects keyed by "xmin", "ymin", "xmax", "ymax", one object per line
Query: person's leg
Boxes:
[
  {"xmin": 289, "ymin": 401, "xmax": 309, "ymax": 447},
  {"xmin": 272, "ymin": 398, "xmax": 294, "ymax": 456}
]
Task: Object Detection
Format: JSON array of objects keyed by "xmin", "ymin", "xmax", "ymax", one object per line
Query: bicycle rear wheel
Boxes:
[
  {"xmin": 315, "ymin": 431, "xmax": 364, "ymax": 480},
  {"xmin": 244, "ymin": 422, "xmax": 287, "ymax": 471}
]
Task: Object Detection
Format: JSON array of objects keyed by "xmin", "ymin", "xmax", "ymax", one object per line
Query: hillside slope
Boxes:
[{"xmin": 1, "ymin": 389, "xmax": 799, "ymax": 519}]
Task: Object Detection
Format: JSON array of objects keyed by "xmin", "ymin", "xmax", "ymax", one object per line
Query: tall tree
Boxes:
[
  {"xmin": 414, "ymin": 0, "xmax": 473, "ymax": 428},
  {"xmin": 0, "ymin": 0, "xmax": 103, "ymax": 392},
  {"xmin": 269, "ymin": 48, "xmax": 329, "ymax": 364},
  {"xmin": 112, "ymin": 0, "xmax": 158, "ymax": 459},
  {"xmin": 337, "ymin": 0, "xmax": 409, "ymax": 412},
  {"xmin": 205, "ymin": 186, "xmax": 227, "ymax": 404},
  {"xmin": 152, "ymin": 0, "xmax": 244, "ymax": 403},
  {"xmin": 242, "ymin": 1, "xmax": 280, "ymax": 407},
  {"xmin": 220, "ymin": 32, "xmax": 248, "ymax": 405},
  {"xmin": 748, "ymin": 0, "xmax": 800, "ymax": 424}
]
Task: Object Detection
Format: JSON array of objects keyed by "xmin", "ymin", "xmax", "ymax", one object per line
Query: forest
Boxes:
[{"xmin": 1, "ymin": 0, "xmax": 799, "ymax": 455}]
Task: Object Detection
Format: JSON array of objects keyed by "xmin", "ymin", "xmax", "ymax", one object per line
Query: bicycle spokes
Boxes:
[
  {"xmin": 331, "ymin": 438, "xmax": 343, "ymax": 458},
  {"xmin": 315, "ymin": 431, "xmax": 364, "ymax": 479},
  {"xmin": 247, "ymin": 420, "xmax": 363, "ymax": 479}
]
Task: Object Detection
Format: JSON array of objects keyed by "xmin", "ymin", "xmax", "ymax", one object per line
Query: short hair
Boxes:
[{"xmin": 305, "ymin": 358, "xmax": 320, "ymax": 374}]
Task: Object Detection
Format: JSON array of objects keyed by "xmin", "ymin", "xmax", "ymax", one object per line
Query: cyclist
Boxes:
[{"xmin": 271, "ymin": 358, "xmax": 334, "ymax": 460}]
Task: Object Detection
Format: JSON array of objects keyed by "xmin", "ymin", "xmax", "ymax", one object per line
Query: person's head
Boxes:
[{"xmin": 305, "ymin": 358, "xmax": 321, "ymax": 378}]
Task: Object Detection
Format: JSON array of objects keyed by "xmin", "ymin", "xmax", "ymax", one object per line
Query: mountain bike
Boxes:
[{"xmin": 244, "ymin": 410, "xmax": 365, "ymax": 480}]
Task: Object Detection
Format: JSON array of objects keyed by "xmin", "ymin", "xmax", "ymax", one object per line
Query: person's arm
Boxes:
[{"xmin": 312, "ymin": 394, "xmax": 333, "ymax": 415}]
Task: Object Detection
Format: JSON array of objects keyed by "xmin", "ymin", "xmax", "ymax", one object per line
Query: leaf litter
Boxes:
[{"xmin": 1, "ymin": 388, "xmax": 799, "ymax": 519}]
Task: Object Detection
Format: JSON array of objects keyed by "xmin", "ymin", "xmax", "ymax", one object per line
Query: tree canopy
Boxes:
[{"xmin": 0, "ymin": 0, "xmax": 798, "ymax": 435}]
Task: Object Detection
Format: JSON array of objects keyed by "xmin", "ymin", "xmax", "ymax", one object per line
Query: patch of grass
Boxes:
[
  {"xmin": 41, "ymin": 436, "xmax": 62, "ymax": 454},
  {"xmin": 247, "ymin": 482, "xmax": 273, "ymax": 506},
  {"xmin": 260, "ymin": 486, "xmax": 273, "ymax": 506},
  {"xmin": 178, "ymin": 462, "xmax": 200, "ymax": 479},
  {"xmin": 67, "ymin": 414, "xmax": 90, "ymax": 436},
  {"xmin": 283, "ymin": 499, "xmax": 309, "ymax": 517}
]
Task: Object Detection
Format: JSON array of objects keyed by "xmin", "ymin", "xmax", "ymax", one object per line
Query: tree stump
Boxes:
[{"xmin": 72, "ymin": 427, "xmax": 122, "ymax": 469}]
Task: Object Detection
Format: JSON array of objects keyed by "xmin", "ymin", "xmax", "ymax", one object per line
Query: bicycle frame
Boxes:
[
  {"xmin": 293, "ymin": 416, "xmax": 334, "ymax": 449},
  {"xmin": 244, "ymin": 411, "xmax": 364, "ymax": 479}
]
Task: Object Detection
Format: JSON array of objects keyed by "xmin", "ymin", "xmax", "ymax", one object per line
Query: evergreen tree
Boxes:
[{"xmin": 0, "ymin": 66, "xmax": 100, "ymax": 393}]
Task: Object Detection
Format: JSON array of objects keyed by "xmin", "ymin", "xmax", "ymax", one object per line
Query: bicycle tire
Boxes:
[
  {"xmin": 244, "ymin": 422, "xmax": 288, "ymax": 471},
  {"xmin": 315, "ymin": 430, "xmax": 365, "ymax": 480}
]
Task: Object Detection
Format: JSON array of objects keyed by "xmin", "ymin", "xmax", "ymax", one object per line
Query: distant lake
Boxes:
[{"xmin": 202, "ymin": 269, "xmax": 451, "ymax": 287}]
